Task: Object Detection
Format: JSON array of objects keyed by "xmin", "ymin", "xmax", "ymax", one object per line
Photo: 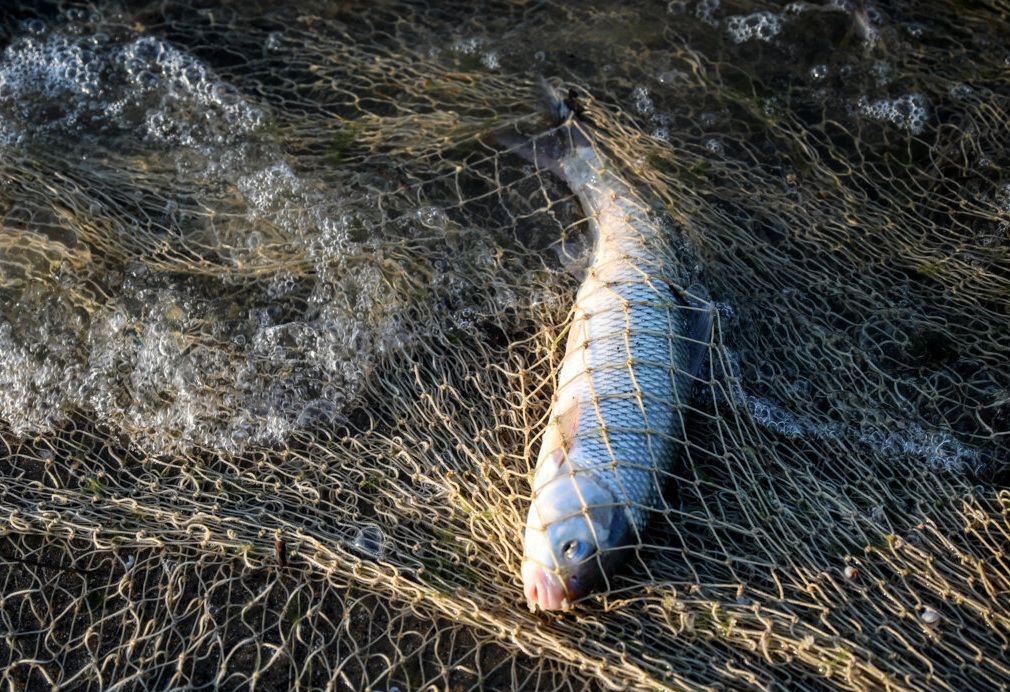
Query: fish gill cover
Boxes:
[{"xmin": 0, "ymin": 0, "xmax": 1008, "ymax": 689}]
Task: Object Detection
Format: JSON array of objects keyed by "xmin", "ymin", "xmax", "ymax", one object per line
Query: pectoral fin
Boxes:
[
  {"xmin": 534, "ymin": 398, "xmax": 582, "ymax": 484},
  {"xmin": 551, "ymin": 231, "xmax": 592, "ymax": 280},
  {"xmin": 674, "ymin": 283, "xmax": 715, "ymax": 378}
]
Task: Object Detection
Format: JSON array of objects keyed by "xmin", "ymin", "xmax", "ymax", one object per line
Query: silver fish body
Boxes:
[{"xmin": 518, "ymin": 92, "xmax": 711, "ymax": 611}]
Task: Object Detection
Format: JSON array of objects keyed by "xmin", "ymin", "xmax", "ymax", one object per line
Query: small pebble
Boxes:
[
  {"xmin": 920, "ymin": 608, "xmax": 941, "ymax": 625},
  {"xmin": 843, "ymin": 565, "xmax": 859, "ymax": 580}
]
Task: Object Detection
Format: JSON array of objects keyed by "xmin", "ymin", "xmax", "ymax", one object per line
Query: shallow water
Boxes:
[
  {"xmin": 1, "ymin": 1, "xmax": 1009, "ymax": 689},
  {"xmin": 1, "ymin": 0, "xmax": 1005, "ymax": 469}
]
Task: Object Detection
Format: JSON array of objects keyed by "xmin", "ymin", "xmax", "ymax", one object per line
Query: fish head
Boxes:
[{"xmin": 521, "ymin": 465, "xmax": 631, "ymax": 611}]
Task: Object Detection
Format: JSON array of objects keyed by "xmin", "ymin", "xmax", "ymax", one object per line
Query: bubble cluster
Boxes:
[
  {"xmin": 450, "ymin": 36, "xmax": 501, "ymax": 71},
  {"xmin": 695, "ymin": 0, "xmax": 720, "ymax": 26},
  {"xmin": 631, "ymin": 85, "xmax": 655, "ymax": 116},
  {"xmin": 948, "ymin": 83, "xmax": 973, "ymax": 100},
  {"xmin": 236, "ymin": 163, "xmax": 302, "ymax": 218},
  {"xmin": 121, "ymin": 36, "xmax": 265, "ymax": 146},
  {"xmin": 0, "ymin": 320, "xmax": 80, "ymax": 436},
  {"xmin": 871, "ymin": 61, "xmax": 893, "ymax": 86},
  {"xmin": 997, "ymin": 183, "xmax": 1010, "ymax": 213},
  {"xmin": 856, "ymin": 93, "xmax": 930, "ymax": 134},
  {"xmin": 481, "ymin": 51, "xmax": 501, "ymax": 70},
  {"xmin": 628, "ymin": 83, "xmax": 676, "ymax": 146},
  {"xmin": 726, "ymin": 12, "xmax": 783, "ymax": 44},
  {"xmin": 0, "ymin": 29, "xmax": 264, "ymax": 148},
  {"xmin": 0, "ymin": 33, "xmax": 104, "ymax": 143},
  {"xmin": 858, "ymin": 424, "xmax": 981, "ymax": 473},
  {"xmin": 737, "ymin": 375, "xmax": 980, "ymax": 473},
  {"xmin": 0, "ymin": 19, "xmax": 421, "ymax": 456}
]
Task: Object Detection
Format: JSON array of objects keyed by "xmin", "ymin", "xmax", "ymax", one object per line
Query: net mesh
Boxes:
[{"xmin": 1, "ymin": 0, "xmax": 1009, "ymax": 689}]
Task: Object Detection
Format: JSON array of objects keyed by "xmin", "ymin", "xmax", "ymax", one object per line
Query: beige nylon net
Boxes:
[{"xmin": 1, "ymin": 1, "xmax": 1009, "ymax": 689}]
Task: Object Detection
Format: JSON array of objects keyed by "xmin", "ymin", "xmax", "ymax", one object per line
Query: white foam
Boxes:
[
  {"xmin": 632, "ymin": 86, "xmax": 655, "ymax": 116},
  {"xmin": 726, "ymin": 12, "xmax": 783, "ymax": 44},
  {"xmin": 856, "ymin": 93, "xmax": 930, "ymax": 135},
  {"xmin": 481, "ymin": 51, "xmax": 501, "ymax": 71},
  {"xmin": 451, "ymin": 37, "xmax": 485, "ymax": 55},
  {"xmin": 695, "ymin": 0, "xmax": 721, "ymax": 26},
  {"xmin": 722, "ymin": 349, "xmax": 981, "ymax": 473},
  {"xmin": 0, "ymin": 322, "xmax": 78, "ymax": 436},
  {"xmin": 871, "ymin": 61, "xmax": 893, "ymax": 86},
  {"xmin": 0, "ymin": 29, "xmax": 264, "ymax": 148},
  {"xmin": 236, "ymin": 163, "xmax": 302, "ymax": 217}
]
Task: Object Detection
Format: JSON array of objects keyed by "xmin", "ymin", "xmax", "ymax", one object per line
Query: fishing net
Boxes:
[{"xmin": 1, "ymin": 0, "xmax": 1008, "ymax": 689}]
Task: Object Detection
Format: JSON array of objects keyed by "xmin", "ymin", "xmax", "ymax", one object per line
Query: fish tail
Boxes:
[
  {"xmin": 537, "ymin": 76, "xmax": 575, "ymax": 125},
  {"xmin": 496, "ymin": 78, "xmax": 593, "ymax": 175}
]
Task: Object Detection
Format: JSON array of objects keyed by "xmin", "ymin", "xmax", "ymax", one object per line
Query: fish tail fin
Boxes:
[
  {"xmin": 538, "ymin": 76, "xmax": 594, "ymax": 148},
  {"xmin": 537, "ymin": 76, "xmax": 575, "ymax": 125},
  {"xmin": 494, "ymin": 78, "xmax": 593, "ymax": 175}
]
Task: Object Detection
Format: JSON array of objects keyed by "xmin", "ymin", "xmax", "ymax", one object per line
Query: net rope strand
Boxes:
[{"xmin": 1, "ymin": 1, "xmax": 1009, "ymax": 690}]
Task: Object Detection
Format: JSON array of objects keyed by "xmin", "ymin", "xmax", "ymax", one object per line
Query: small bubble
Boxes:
[
  {"xmin": 416, "ymin": 206, "xmax": 448, "ymax": 230},
  {"xmin": 948, "ymin": 83, "xmax": 973, "ymax": 100},
  {"xmin": 695, "ymin": 0, "xmax": 721, "ymax": 25},
  {"xmin": 296, "ymin": 399, "xmax": 340, "ymax": 427},
  {"xmin": 480, "ymin": 51, "xmax": 500, "ymax": 70},
  {"xmin": 631, "ymin": 85, "xmax": 654, "ymax": 116},
  {"xmin": 657, "ymin": 70, "xmax": 688, "ymax": 85},
  {"xmin": 871, "ymin": 61, "xmax": 892, "ymax": 85},
  {"xmin": 20, "ymin": 19, "xmax": 47, "ymax": 35},
  {"xmin": 351, "ymin": 524, "xmax": 387, "ymax": 559}
]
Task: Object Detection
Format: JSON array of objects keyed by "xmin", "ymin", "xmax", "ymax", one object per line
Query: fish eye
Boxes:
[{"xmin": 560, "ymin": 539, "xmax": 593, "ymax": 562}]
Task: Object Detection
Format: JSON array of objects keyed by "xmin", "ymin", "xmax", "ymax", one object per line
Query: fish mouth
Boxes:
[{"xmin": 521, "ymin": 560, "xmax": 570, "ymax": 612}]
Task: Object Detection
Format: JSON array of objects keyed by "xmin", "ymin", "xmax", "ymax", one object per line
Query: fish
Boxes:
[{"xmin": 509, "ymin": 80, "xmax": 713, "ymax": 612}]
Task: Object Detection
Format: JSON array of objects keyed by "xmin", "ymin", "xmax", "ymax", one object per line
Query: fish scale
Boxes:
[{"xmin": 547, "ymin": 239, "xmax": 699, "ymax": 535}]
